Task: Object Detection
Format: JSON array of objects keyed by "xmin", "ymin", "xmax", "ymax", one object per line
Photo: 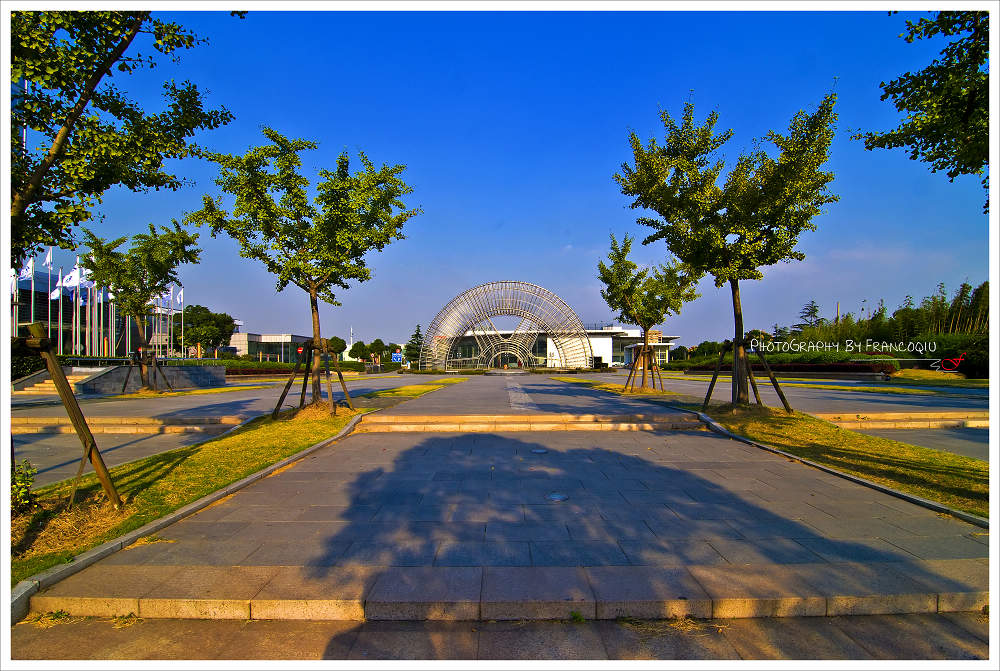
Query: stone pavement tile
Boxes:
[
  {"xmin": 347, "ymin": 621, "xmax": 478, "ymax": 660},
  {"xmin": 586, "ymin": 566, "xmax": 711, "ymax": 619},
  {"xmin": 688, "ymin": 564, "xmax": 827, "ymax": 618},
  {"xmin": 884, "ymin": 513, "xmax": 982, "ymax": 536},
  {"xmin": 524, "ymin": 503, "xmax": 603, "ymax": 521},
  {"xmin": 250, "ymin": 566, "xmax": 382, "ymax": 620},
  {"xmin": 237, "ymin": 539, "xmax": 346, "ymax": 566},
  {"xmin": 803, "ymin": 499, "xmax": 916, "ymax": 519},
  {"xmin": 156, "ymin": 521, "xmax": 250, "ymax": 542},
  {"xmin": 485, "ymin": 521, "xmax": 570, "ymax": 541},
  {"xmin": 881, "ymin": 534, "xmax": 989, "ymax": 560},
  {"xmin": 939, "ymin": 611, "xmax": 990, "ymax": 644},
  {"xmin": 967, "ymin": 530, "xmax": 989, "ymax": 545},
  {"xmin": 529, "ymin": 541, "xmax": 630, "ymax": 566},
  {"xmin": 212, "ymin": 619, "xmax": 362, "ymax": 659},
  {"xmin": 338, "ymin": 541, "xmax": 438, "ymax": 566},
  {"xmin": 365, "ymin": 566, "xmax": 483, "ymax": 620},
  {"xmin": 646, "ymin": 518, "xmax": 746, "ymax": 540},
  {"xmin": 596, "ymin": 619, "xmax": 741, "ymax": 660},
  {"xmin": 706, "ymin": 538, "xmax": 825, "ymax": 565},
  {"xmin": 233, "ymin": 521, "xmax": 340, "ymax": 543},
  {"xmin": 482, "ymin": 566, "xmax": 595, "ymax": 620},
  {"xmin": 790, "ymin": 562, "xmax": 937, "ymax": 616},
  {"xmin": 350, "ymin": 491, "xmax": 425, "ymax": 506},
  {"xmin": 891, "ymin": 558, "xmax": 989, "ymax": 611},
  {"xmin": 112, "ymin": 539, "xmax": 264, "ymax": 566},
  {"xmin": 793, "ymin": 537, "xmax": 918, "ymax": 563},
  {"xmin": 295, "ymin": 505, "xmax": 380, "ymax": 522},
  {"xmin": 139, "ymin": 566, "xmax": 280, "ymax": 619},
  {"xmin": 723, "ymin": 518, "xmax": 821, "ymax": 539},
  {"xmin": 348, "ymin": 521, "xmax": 486, "ymax": 543},
  {"xmin": 797, "ymin": 517, "xmax": 922, "ymax": 539},
  {"xmin": 98, "ymin": 540, "xmax": 186, "ymax": 566},
  {"xmin": 565, "ymin": 518, "xmax": 657, "ymax": 541},
  {"xmin": 371, "ymin": 504, "xmax": 456, "ymax": 522},
  {"xmin": 213, "ymin": 505, "xmax": 310, "ymax": 523},
  {"xmin": 720, "ymin": 616, "xmax": 874, "ymax": 659},
  {"xmin": 451, "ymin": 504, "xmax": 524, "ymax": 522},
  {"xmin": 598, "ymin": 506, "xmax": 677, "ymax": 523},
  {"xmin": 478, "ymin": 621, "xmax": 608, "ymax": 660},
  {"xmin": 828, "ymin": 613, "xmax": 988, "ymax": 659},
  {"xmin": 619, "ymin": 539, "xmax": 726, "ymax": 566},
  {"xmin": 30, "ymin": 565, "xmax": 182, "ymax": 617},
  {"xmin": 662, "ymin": 502, "xmax": 757, "ymax": 520},
  {"xmin": 435, "ymin": 541, "xmax": 531, "ymax": 566}
]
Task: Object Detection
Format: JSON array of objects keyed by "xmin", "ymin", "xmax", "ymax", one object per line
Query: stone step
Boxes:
[
  {"xmin": 812, "ymin": 410, "xmax": 988, "ymax": 430},
  {"xmin": 27, "ymin": 558, "xmax": 988, "ymax": 621},
  {"xmin": 358, "ymin": 413, "xmax": 701, "ymax": 433},
  {"xmin": 11, "ymin": 424, "xmax": 234, "ymax": 435},
  {"xmin": 9, "ymin": 415, "xmax": 245, "ymax": 425}
]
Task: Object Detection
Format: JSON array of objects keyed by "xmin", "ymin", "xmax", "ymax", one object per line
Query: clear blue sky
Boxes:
[{"xmin": 33, "ymin": 9, "xmax": 990, "ymax": 347}]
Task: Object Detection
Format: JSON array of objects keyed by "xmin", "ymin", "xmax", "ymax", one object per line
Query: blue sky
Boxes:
[{"xmin": 29, "ymin": 9, "xmax": 990, "ymax": 346}]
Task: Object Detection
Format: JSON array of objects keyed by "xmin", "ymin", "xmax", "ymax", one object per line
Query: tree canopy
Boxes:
[
  {"xmin": 856, "ymin": 11, "xmax": 989, "ymax": 212},
  {"xmin": 348, "ymin": 340, "xmax": 368, "ymax": 361},
  {"xmin": 187, "ymin": 127, "xmax": 420, "ymax": 401},
  {"xmin": 173, "ymin": 304, "xmax": 235, "ymax": 355},
  {"xmin": 10, "ymin": 11, "xmax": 241, "ymax": 266},
  {"xmin": 616, "ymin": 94, "xmax": 838, "ymax": 403},
  {"xmin": 404, "ymin": 324, "xmax": 423, "ymax": 362}
]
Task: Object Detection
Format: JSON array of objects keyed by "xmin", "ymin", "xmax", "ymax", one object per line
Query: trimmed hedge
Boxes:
[
  {"xmin": 683, "ymin": 361, "xmax": 898, "ymax": 375},
  {"xmin": 11, "ymin": 355, "xmax": 71, "ymax": 381}
]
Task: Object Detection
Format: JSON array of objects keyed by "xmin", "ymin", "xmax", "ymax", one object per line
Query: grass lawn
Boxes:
[
  {"xmin": 360, "ymin": 377, "xmax": 467, "ymax": 399},
  {"xmin": 550, "ymin": 376, "xmax": 987, "ymax": 519},
  {"xmin": 11, "ymin": 405, "xmax": 362, "ymax": 585},
  {"xmin": 889, "ymin": 369, "xmax": 989, "ymax": 389}
]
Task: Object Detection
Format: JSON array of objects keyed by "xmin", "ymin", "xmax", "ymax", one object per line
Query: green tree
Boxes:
[
  {"xmin": 172, "ymin": 304, "xmax": 235, "ymax": 357},
  {"xmin": 327, "ymin": 336, "xmax": 347, "ymax": 361},
  {"xmin": 404, "ymin": 324, "xmax": 423, "ymax": 362},
  {"xmin": 616, "ymin": 94, "xmax": 838, "ymax": 405},
  {"xmin": 10, "ymin": 11, "xmax": 241, "ymax": 266},
  {"xmin": 856, "ymin": 11, "xmax": 989, "ymax": 212},
  {"xmin": 80, "ymin": 222, "xmax": 200, "ymax": 388},
  {"xmin": 348, "ymin": 340, "xmax": 368, "ymax": 362},
  {"xmin": 597, "ymin": 233, "xmax": 700, "ymax": 389},
  {"xmin": 187, "ymin": 128, "xmax": 420, "ymax": 403},
  {"xmin": 368, "ymin": 338, "xmax": 386, "ymax": 362},
  {"xmin": 794, "ymin": 300, "xmax": 822, "ymax": 332}
]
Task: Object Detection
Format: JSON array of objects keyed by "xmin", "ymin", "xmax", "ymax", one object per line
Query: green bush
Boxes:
[
  {"xmin": 918, "ymin": 333, "xmax": 989, "ymax": 378},
  {"xmin": 12, "ymin": 355, "xmax": 71, "ymax": 381},
  {"xmin": 11, "ymin": 460, "xmax": 38, "ymax": 515}
]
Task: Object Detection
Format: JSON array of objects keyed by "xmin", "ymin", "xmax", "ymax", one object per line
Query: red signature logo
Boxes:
[{"xmin": 932, "ymin": 352, "xmax": 966, "ymax": 372}]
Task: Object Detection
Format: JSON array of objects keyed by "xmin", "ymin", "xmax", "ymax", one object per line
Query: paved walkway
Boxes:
[
  {"xmin": 11, "ymin": 612, "xmax": 989, "ymax": 660},
  {"xmin": 27, "ymin": 377, "xmax": 988, "ymax": 622}
]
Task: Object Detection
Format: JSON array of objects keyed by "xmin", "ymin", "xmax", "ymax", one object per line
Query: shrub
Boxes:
[{"xmin": 11, "ymin": 460, "xmax": 38, "ymax": 515}]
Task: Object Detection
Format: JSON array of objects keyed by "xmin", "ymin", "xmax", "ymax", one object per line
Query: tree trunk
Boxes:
[
  {"xmin": 730, "ymin": 279, "xmax": 749, "ymax": 404},
  {"xmin": 640, "ymin": 328, "xmax": 650, "ymax": 390},
  {"xmin": 131, "ymin": 314, "xmax": 151, "ymax": 389},
  {"xmin": 309, "ymin": 287, "xmax": 323, "ymax": 403}
]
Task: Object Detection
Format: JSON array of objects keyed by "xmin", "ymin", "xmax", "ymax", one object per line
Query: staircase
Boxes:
[
  {"xmin": 9, "ymin": 415, "xmax": 247, "ymax": 435},
  {"xmin": 358, "ymin": 412, "xmax": 703, "ymax": 433},
  {"xmin": 13, "ymin": 373, "xmax": 93, "ymax": 396}
]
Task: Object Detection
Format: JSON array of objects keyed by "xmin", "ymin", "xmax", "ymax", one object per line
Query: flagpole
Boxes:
[
  {"xmin": 180, "ymin": 290, "xmax": 185, "ymax": 359},
  {"xmin": 46, "ymin": 249, "xmax": 52, "ymax": 339},
  {"xmin": 57, "ymin": 267, "xmax": 63, "ymax": 354},
  {"xmin": 30, "ymin": 259, "xmax": 35, "ymax": 325}
]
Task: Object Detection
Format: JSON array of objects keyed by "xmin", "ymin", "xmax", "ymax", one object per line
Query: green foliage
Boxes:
[
  {"xmin": 12, "ymin": 460, "xmax": 39, "ymax": 515},
  {"xmin": 597, "ymin": 233, "xmax": 700, "ymax": 333},
  {"xmin": 368, "ymin": 338, "xmax": 386, "ymax": 359},
  {"xmin": 171, "ymin": 304, "xmax": 235, "ymax": 353},
  {"xmin": 348, "ymin": 340, "xmax": 368, "ymax": 361},
  {"xmin": 404, "ymin": 324, "xmax": 423, "ymax": 361},
  {"xmin": 856, "ymin": 11, "xmax": 989, "ymax": 212},
  {"xmin": 10, "ymin": 11, "xmax": 240, "ymax": 266},
  {"xmin": 327, "ymin": 336, "xmax": 347, "ymax": 355},
  {"xmin": 79, "ymin": 222, "xmax": 201, "ymax": 344}
]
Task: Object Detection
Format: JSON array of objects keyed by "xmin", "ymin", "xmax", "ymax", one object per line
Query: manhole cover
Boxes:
[
  {"xmin": 546, "ymin": 492, "xmax": 569, "ymax": 502},
  {"xmin": 531, "ymin": 448, "xmax": 548, "ymax": 454}
]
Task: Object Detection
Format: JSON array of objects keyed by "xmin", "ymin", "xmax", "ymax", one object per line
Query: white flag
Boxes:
[
  {"xmin": 176, "ymin": 288, "xmax": 184, "ymax": 304},
  {"xmin": 49, "ymin": 287, "xmax": 62, "ymax": 300},
  {"xmin": 61, "ymin": 266, "xmax": 81, "ymax": 287},
  {"xmin": 9, "ymin": 269, "xmax": 17, "ymax": 295},
  {"xmin": 43, "ymin": 247, "xmax": 53, "ymax": 269},
  {"xmin": 18, "ymin": 258, "xmax": 34, "ymax": 280}
]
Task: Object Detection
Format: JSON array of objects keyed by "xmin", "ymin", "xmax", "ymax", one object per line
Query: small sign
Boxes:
[
  {"xmin": 391, "ymin": 352, "xmax": 403, "ymax": 363},
  {"xmin": 297, "ymin": 346, "xmax": 303, "ymax": 354}
]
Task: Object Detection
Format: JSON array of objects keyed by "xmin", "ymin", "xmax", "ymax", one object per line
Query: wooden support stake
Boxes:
[
  {"xmin": 322, "ymin": 341, "xmax": 336, "ymax": 415},
  {"xmin": 27, "ymin": 323, "xmax": 121, "ymax": 509},
  {"xmin": 746, "ymin": 354, "xmax": 763, "ymax": 406},
  {"xmin": 152, "ymin": 354, "xmax": 173, "ymax": 392},
  {"xmin": 272, "ymin": 350, "xmax": 305, "ymax": 419},
  {"xmin": 333, "ymin": 355, "xmax": 355, "ymax": 411},
  {"xmin": 756, "ymin": 350, "xmax": 793, "ymax": 413},
  {"xmin": 298, "ymin": 345, "xmax": 313, "ymax": 408},
  {"xmin": 120, "ymin": 361, "xmax": 133, "ymax": 395},
  {"xmin": 702, "ymin": 349, "xmax": 726, "ymax": 412},
  {"xmin": 623, "ymin": 351, "xmax": 638, "ymax": 393}
]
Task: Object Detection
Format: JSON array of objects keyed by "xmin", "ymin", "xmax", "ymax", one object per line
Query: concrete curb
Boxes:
[
  {"xmin": 669, "ymin": 406, "xmax": 989, "ymax": 529},
  {"xmin": 10, "ymin": 412, "xmax": 366, "ymax": 624}
]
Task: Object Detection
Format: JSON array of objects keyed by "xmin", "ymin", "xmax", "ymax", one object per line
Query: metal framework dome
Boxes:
[{"xmin": 419, "ymin": 281, "xmax": 593, "ymax": 370}]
